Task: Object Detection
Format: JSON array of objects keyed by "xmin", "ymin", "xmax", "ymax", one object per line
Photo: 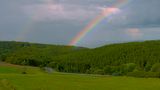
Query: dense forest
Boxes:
[
  {"xmin": 1, "ymin": 40, "xmax": 160, "ymax": 78},
  {"xmin": 0, "ymin": 41, "xmax": 87, "ymax": 65}
]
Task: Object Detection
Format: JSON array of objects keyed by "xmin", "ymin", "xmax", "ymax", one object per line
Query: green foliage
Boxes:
[
  {"xmin": 1, "ymin": 40, "xmax": 160, "ymax": 77},
  {"xmin": 120, "ymin": 63, "xmax": 136, "ymax": 74},
  {"xmin": 144, "ymin": 63, "xmax": 152, "ymax": 72},
  {"xmin": 48, "ymin": 40, "xmax": 160, "ymax": 77},
  {"xmin": 0, "ymin": 41, "xmax": 87, "ymax": 66},
  {"xmin": 151, "ymin": 63, "xmax": 160, "ymax": 72},
  {"xmin": 103, "ymin": 66, "xmax": 112, "ymax": 74},
  {"xmin": 93, "ymin": 69, "xmax": 105, "ymax": 75}
]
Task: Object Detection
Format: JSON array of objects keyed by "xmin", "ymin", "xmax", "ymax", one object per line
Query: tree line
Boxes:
[{"xmin": 1, "ymin": 40, "xmax": 160, "ymax": 78}]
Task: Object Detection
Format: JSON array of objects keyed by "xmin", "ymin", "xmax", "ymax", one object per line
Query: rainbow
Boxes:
[
  {"xmin": 16, "ymin": 19, "xmax": 34, "ymax": 41},
  {"xmin": 69, "ymin": 0, "xmax": 130, "ymax": 46}
]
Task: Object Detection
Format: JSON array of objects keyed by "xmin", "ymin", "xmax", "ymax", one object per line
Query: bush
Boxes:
[
  {"xmin": 47, "ymin": 62, "xmax": 57, "ymax": 68},
  {"xmin": 103, "ymin": 66, "xmax": 112, "ymax": 75},
  {"xmin": 93, "ymin": 69, "xmax": 105, "ymax": 75},
  {"xmin": 120, "ymin": 63, "xmax": 136, "ymax": 75},
  {"xmin": 144, "ymin": 64, "xmax": 152, "ymax": 72},
  {"xmin": 112, "ymin": 72, "xmax": 121, "ymax": 76},
  {"xmin": 151, "ymin": 63, "xmax": 160, "ymax": 72}
]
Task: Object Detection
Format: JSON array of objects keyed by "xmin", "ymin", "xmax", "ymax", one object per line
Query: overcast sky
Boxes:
[{"xmin": 0, "ymin": 0, "xmax": 160, "ymax": 48}]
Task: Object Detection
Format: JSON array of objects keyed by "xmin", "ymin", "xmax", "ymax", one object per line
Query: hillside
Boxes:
[
  {"xmin": 49, "ymin": 40, "xmax": 160, "ymax": 77},
  {"xmin": 0, "ymin": 41, "xmax": 88, "ymax": 66},
  {"xmin": 1, "ymin": 40, "xmax": 160, "ymax": 77}
]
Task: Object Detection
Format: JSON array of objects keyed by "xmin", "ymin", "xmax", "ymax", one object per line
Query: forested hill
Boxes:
[
  {"xmin": 49, "ymin": 40, "xmax": 160, "ymax": 77},
  {"xmin": 1, "ymin": 40, "xmax": 160, "ymax": 77},
  {"xmin": 0, "ymin": 41, "xmax": 88, "ymax": 66}
]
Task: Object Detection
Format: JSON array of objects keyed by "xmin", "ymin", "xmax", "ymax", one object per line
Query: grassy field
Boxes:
[{"xmin": 1, "ymin": 63, "xmax": 160, "ymax": 90}]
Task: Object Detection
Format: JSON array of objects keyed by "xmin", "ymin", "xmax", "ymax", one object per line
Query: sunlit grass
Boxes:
[{"xmin": 1, "ymin": 63, "xmax": 160, "ymax": 90}]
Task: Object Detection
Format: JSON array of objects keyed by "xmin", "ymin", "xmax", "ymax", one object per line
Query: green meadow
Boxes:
[{"xmin": 1, "ymin": 63, "xmax": 160, "ymax": 90}]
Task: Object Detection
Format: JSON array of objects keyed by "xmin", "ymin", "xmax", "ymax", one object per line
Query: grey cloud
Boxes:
[
  {"xmin": 105, "ymin": 0, "xmax": 160, "ymax": 28},
  {"xmin": 0, "ymin": 0, "xmax": 160, "ymax": 47}
]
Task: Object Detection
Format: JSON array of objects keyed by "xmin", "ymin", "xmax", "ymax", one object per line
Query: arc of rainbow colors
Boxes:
[{"xmin": 69, "ymin": 0, "xmax": 130, "ymax": 46}]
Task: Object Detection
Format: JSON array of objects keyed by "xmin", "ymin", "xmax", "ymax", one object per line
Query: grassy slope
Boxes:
[{"xmin": 1, "ymin": 63, "xmax": 160, "ymax": 90}]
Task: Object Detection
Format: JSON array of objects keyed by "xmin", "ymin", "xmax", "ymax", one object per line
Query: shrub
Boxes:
[
  {"xmin": 151, "ymin": 63, "xmax": 160, "ymax": 72},
  {"xmin": 144, "ymin": 64, "xmax": 152, "ymax": 72},
  {"xmin": 120, "ymin": 63, "xmax": 136, "ymax": 74},
  {"xmin": 112, "ymin": 72, "xmax": 121, "ymax": 76},
  {"xmin": 103, "ymin": 66, "xmax": 112, "ymax": 75},
  {"xmin": 47, "ymin": 62, "xmax": 57, "ymax": 69},
  {"xmin": 93, "ymin": 69, "xmax": 105, "ymax": 75}
]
